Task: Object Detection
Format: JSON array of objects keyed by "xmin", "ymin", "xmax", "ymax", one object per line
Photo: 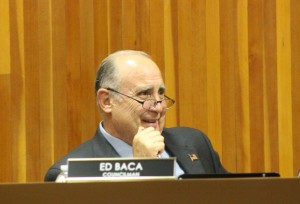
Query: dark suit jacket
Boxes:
[{"xmin": 44, "ymin": 127, "xmax": 227, "ymax": 181}]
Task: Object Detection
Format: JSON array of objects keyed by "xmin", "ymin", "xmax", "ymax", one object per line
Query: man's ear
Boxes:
[{"xmin": 97, "ymin": 88, "xmax": 113, "ymax": 113}]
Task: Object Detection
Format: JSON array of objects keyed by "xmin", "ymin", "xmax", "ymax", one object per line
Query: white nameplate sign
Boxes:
[{"xmin": 66, "ymin": 158, "xmax": 176, "ymax": 182}]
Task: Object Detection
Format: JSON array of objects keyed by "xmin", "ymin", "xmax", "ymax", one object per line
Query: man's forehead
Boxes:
[{"xmin": 134, "ymin": 85, "xmax": 166, "ymax": 92}]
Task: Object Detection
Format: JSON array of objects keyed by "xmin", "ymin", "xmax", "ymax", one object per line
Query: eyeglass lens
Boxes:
[{"xmin": 143, "ymin": 99, "xmax": 172, "ymax": 110}]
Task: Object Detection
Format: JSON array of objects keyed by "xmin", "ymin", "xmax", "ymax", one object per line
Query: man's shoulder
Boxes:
[
  {"xmin": 162, "ymin": 126, "xmax": 209, "ymax": 143},
  {"xmin": 44, "ymin": 134, "xmax": 99, "ymax": 181},
  {"xmin": 51, "ymin": 138, "xmax": 96, "ymax": 167},
  {"xmin": 58, "ymin": 128, "xmax": 108, "ymax": 160},
  {"xmin": 163, "ymin": 126, "xmax": 206, "ymax": 137},
  {"xmin": 63, "ymin": 138, "xmax": 95, "ymax": 157}
]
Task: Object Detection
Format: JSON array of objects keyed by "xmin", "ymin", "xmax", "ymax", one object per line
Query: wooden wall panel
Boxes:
[
  {"xmin": 149, "ymin": 0, "xmax": 164, "ymax": 74},
  {"xmin": 122, "ymin": 0, "xmax": 136, "ymax": 49},
  {"xmin": 0, "ymin": 0, "xmax": 12, "ymax": 182},
  {"xmin": 177, "ymin": 1, "xmax": 194, "ymax": 127},
  {"xmin": 220, "ymin": 0, "xmax": 238, "ymax": 172},
  {"xmin": 163, "ymin": 0, "xmax": 178, "ymax": 127},
  {"xmin": 236, "ymin": 0, "xmax": 251, "ymax": 173},
  {"xmin": 206, "ymin": 0, "xmax": 221, "ymax": 159},
  {"xmin": 23, "ymin": 0, "xmax": 41, "ymax": 181},
  {"xmin": 263, "ymin": 0, "xmax": 279, "ymax": 173},
  {"xmin": 65, "ymin": 0, "xmax": 81, "ymax": 148},
  {"xmin": 1, "ymin": 0, "xmax": 300, "ymax": 182},
  {"xmin": 291, "ymin": 0, "xmax": 300, "ymax": 175},
  {"xmin": 79, "ymin": 0, "xmax": 97, "ymax": 143},
  {"xmin": 276, "ymin": 0, "xmax": 293, "ymax": 176},
  {"xmin": 190, "ymin": 0, "xmax": 207, "ymax": 133},
  {"xmin": 51, "ymin": 0, "xmax": 68, "ymax": 163},
  {"xmin": 0, "ymin": 75, "xmax": 12, "ymax": 182},
  {"xmin": 9, "ymin": 0, "xmax": 27, "ymax": 182},
  {"xmin": 248, "ymin": 0, "xmax": 265, "ymax": 173},
  {"xmin": 38, "ymin": 0, "xmax": 53, "ymax": 181}
]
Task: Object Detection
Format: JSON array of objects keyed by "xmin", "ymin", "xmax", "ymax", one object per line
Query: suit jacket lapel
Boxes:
[
  {"xmin": 166, "ymin": 144, "xmax": 206, "ymax": 174},
  {"xmin": 163, "ymin": 129, "xmax": 206, "ymax": 174},
  {"xmin": 92, "ymin": 128, "xmax": 120, "ymax": 157}
]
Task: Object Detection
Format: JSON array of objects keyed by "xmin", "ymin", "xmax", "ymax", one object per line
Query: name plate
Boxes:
[{"xmin": 66, "ymin": 158, "xmax": 176, "ymax": 182}]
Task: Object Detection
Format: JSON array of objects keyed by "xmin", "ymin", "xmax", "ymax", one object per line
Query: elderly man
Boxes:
[{"xmin": 44, "ymin": 50, "xmax": 227, "ymax": 181}]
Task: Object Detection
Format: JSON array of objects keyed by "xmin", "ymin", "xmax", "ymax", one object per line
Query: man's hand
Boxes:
[{"xmin": 132, "ymin": 127, "xmax": 165, "ymax": 157}]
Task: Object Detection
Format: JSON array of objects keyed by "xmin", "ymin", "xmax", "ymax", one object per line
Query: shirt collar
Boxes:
[{"xmin": 99, "ymin": 121, "xmax": 133, "ymax": 157}]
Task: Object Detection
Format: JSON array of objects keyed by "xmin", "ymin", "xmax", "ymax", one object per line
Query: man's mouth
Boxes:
[
  {"xmin": 142, "ymin": 119, "xmax": 158, "ymax": 123},
  {"xmin": 141, "ymin": 119, "xmax": 160, "ymax": 129}
]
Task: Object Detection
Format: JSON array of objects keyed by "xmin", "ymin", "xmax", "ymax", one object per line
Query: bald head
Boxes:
[{"xmin": 95, "ymin": 50, "xmax": 156, "ymax": 94}]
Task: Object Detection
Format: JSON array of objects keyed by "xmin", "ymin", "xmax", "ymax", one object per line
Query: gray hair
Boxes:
[{"xmin": 94, "ymin": 50, "xmax": 151, "ymax": 95}]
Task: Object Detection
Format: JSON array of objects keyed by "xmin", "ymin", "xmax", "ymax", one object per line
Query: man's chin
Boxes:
[
  {"xmin": 142, "ymin": 123, "xmax": 158, "ymax": 128},
  {"xmin": 141, "ymin": 122, "xmax": 164, "ymax": 132}
]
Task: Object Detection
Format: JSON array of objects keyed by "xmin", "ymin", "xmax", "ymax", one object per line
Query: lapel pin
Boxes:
[{"xmin": 188, "ymin": 154, "xmax": 198, "ymax": 161}]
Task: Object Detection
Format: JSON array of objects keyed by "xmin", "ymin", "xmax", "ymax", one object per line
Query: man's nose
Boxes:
[{"xmin": 150, "ymin": 101, "xmax": 164, "ymax": 112}]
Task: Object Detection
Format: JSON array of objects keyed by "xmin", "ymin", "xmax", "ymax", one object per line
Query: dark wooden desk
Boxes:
[{"xmin": 1, "ymin": 178, "xmax": 299, "ymax": 204}]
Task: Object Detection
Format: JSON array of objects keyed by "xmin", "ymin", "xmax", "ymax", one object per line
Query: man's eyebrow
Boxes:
[
  {"xmin": 134, "ymin": 86, "xmax": 166, "ymax": 94},
  {"xmin": 134, "ymin": 86, "xmax": 152, "ymax": 92}
]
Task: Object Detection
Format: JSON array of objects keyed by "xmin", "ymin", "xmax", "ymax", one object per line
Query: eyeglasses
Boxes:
[{"xmin": 106, "ymin": 88, "xmax": 175, "ymax": 111}]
